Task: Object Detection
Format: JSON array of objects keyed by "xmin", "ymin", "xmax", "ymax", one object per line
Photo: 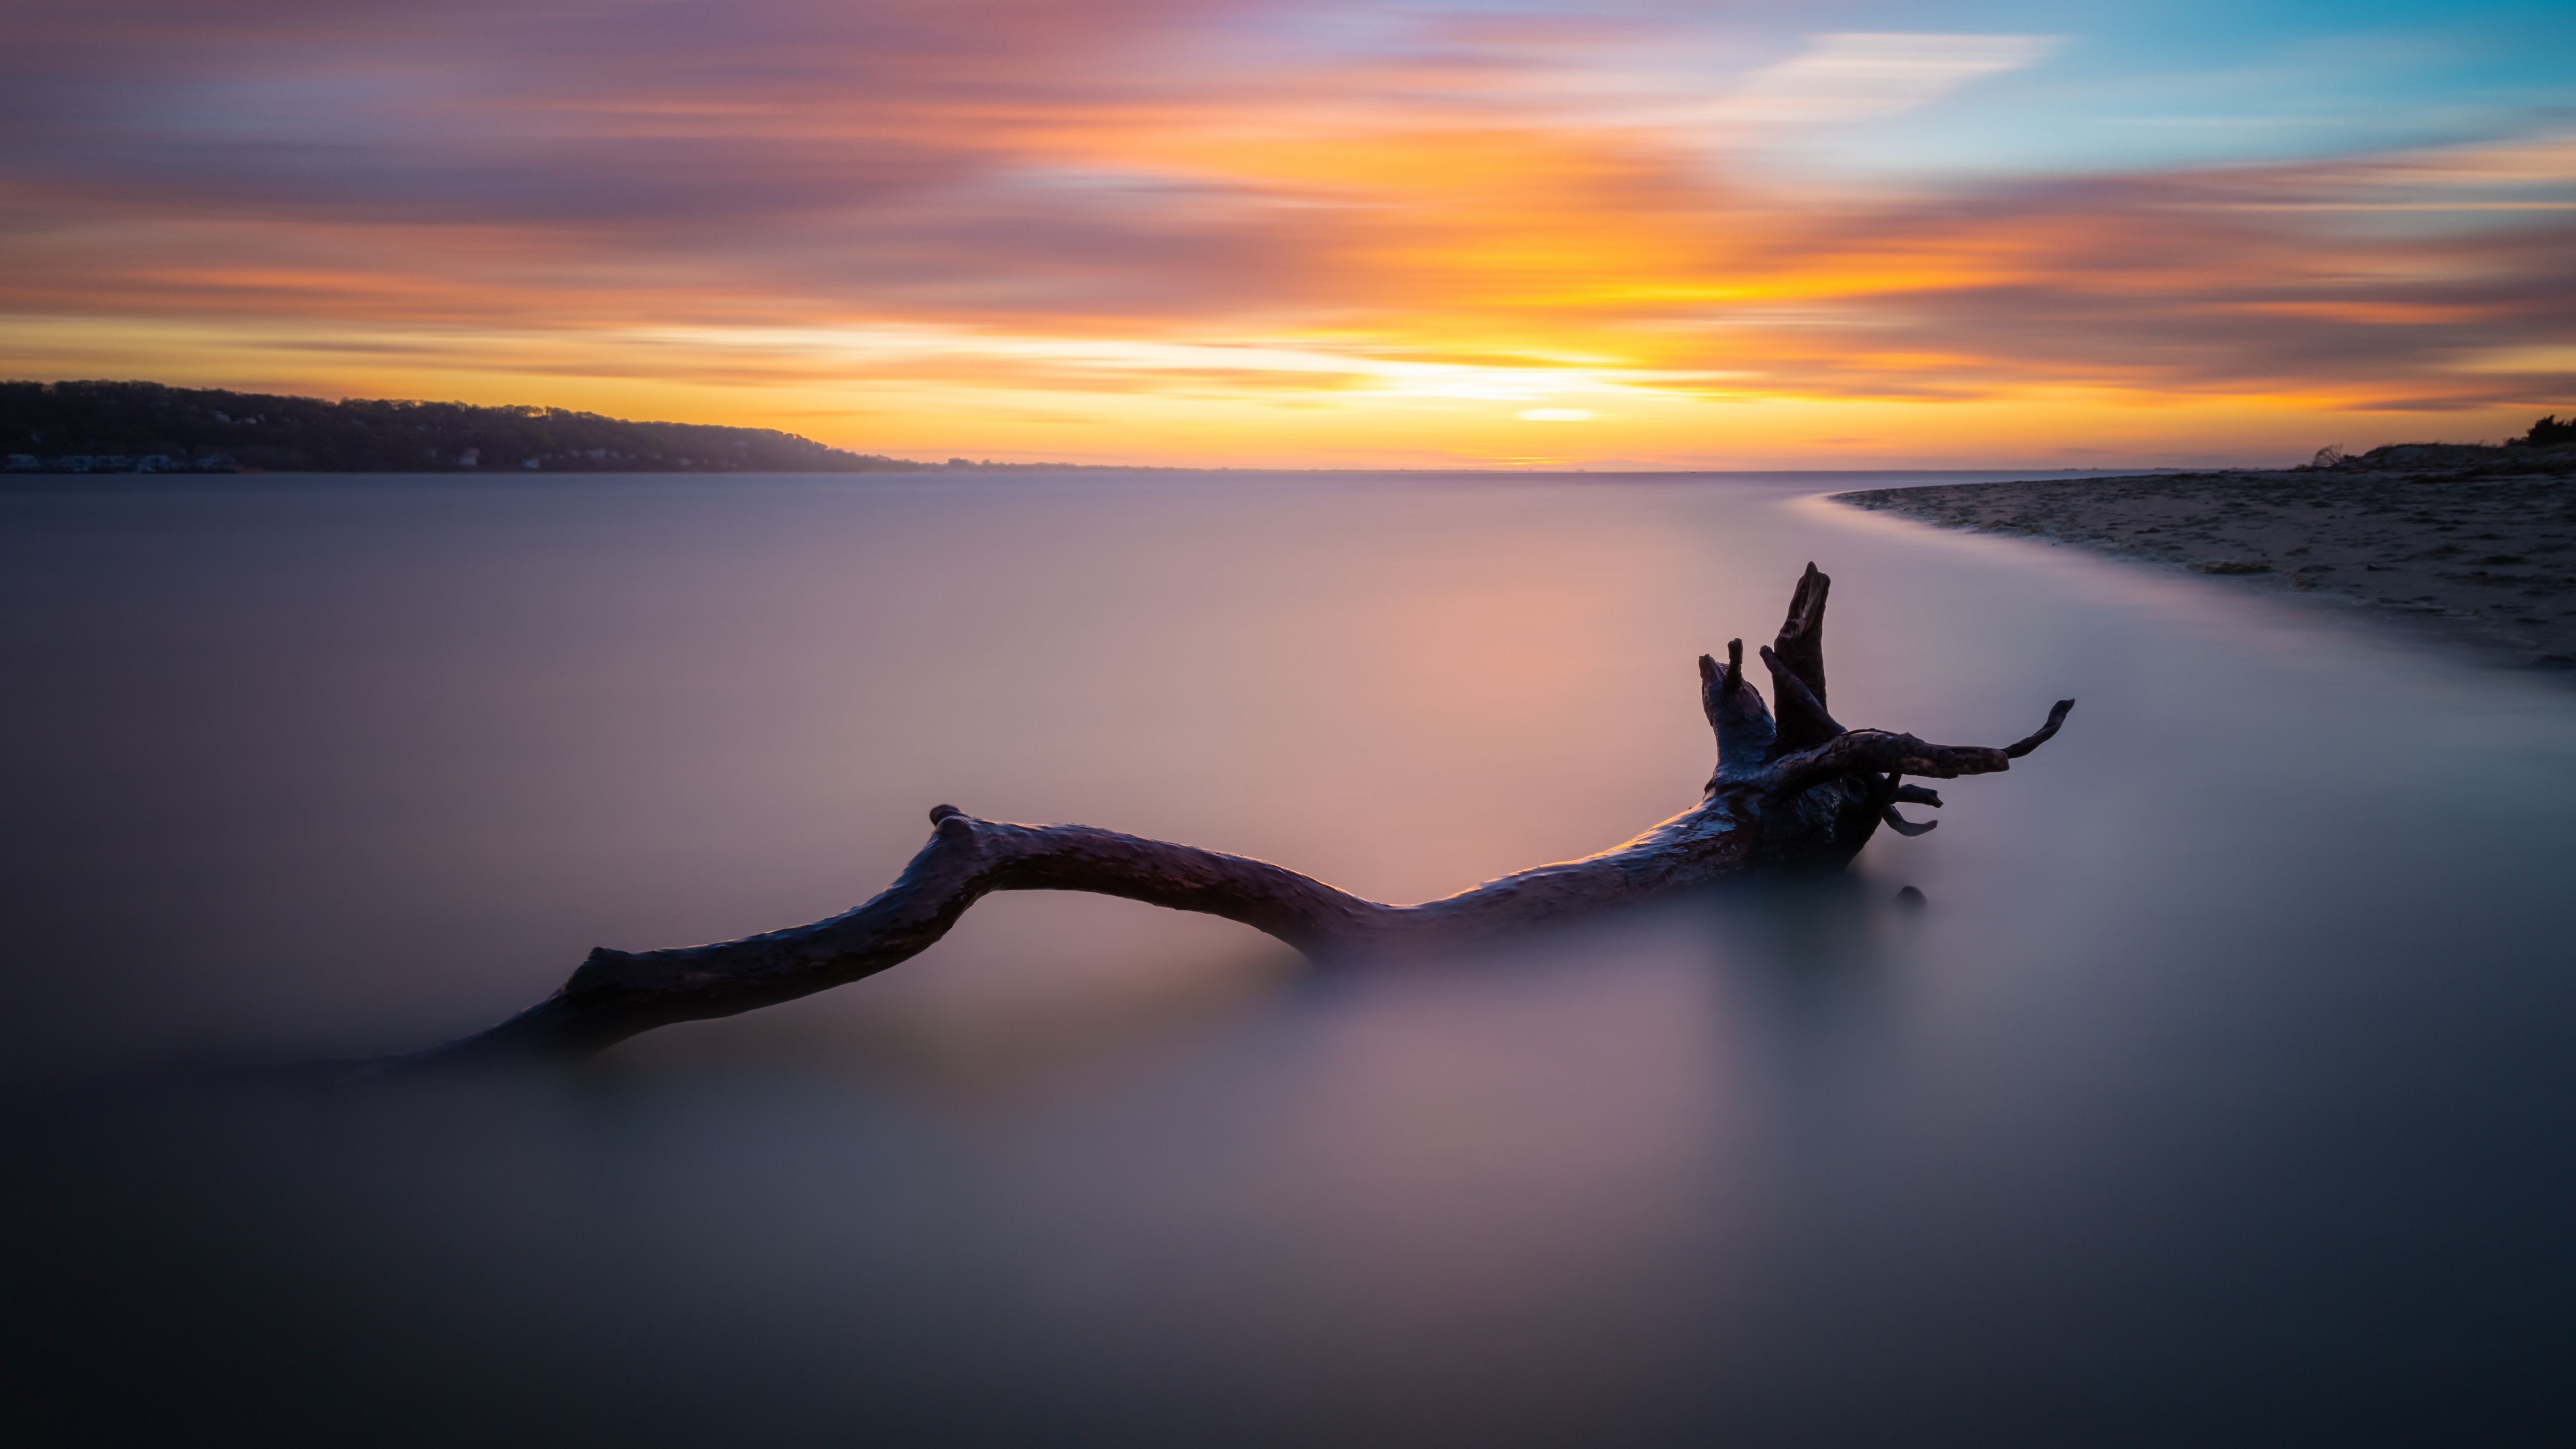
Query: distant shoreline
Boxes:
[
  {"xmin": 0, "ymin": 458, "xmax": 1191, "ymax": 477},
  {"xmin": 0, "ymin": 461, "xmax": 2234, "ymax": 479},
  {"xmin": 5, "ymin": 379, "xmax": 1181, "ymax": 476},
  {"xmin": 1834, "ymin": 444, "xmax": 2576, "ymax": 670}
]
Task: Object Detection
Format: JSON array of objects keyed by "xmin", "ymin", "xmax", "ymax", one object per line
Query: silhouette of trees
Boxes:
[
  {"xmin": 3, "ymin": 380, "xmax": 924, "ymax": 472},
  {"xmin": 2520, "ymin": 414, "xmax": 2575, "ymax": 448}
]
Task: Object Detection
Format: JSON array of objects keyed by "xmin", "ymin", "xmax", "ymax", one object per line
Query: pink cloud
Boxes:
[{"xmin": 2, "ymin": 2, "xmax": 2569, "ymax": 417}]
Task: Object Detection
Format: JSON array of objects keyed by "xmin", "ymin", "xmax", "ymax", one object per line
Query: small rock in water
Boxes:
[{"xmin": 1895, "ymin": 886, "xmax": 1927, "ymax": 907}]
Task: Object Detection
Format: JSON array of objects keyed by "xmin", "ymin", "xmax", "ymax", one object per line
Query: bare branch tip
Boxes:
[
  {"xmin": 2002, "ymin": 699, "xmax": 2076, "ymax": 759},
  {"xmin": 1881, "ymin": 808, "xmax": 1939, "ymax": 838}
]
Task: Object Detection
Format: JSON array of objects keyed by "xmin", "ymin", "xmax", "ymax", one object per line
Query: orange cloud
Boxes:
[{"xmin": 2, "ymin": 3, "xmax": 2570, "ymax": 465}]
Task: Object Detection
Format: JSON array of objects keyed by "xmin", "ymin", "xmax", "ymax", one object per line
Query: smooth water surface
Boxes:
[{"xmin": 6, "ymin": 471, "xmax": 2571, "ymax": 1445}]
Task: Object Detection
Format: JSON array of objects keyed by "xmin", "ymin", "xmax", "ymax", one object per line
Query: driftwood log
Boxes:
[{"xmin": 411, "ymin": 566, "xmax": 2070, "ymax": 1064}]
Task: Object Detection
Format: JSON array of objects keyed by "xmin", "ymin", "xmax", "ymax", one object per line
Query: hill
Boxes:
[
  {"xmin": 2, "ymin": 380, "xmax": 949, "ymax": 473},
  {"xmin": 2302, "ymin": 413, "xmax": 2576, "ymax": 474}
]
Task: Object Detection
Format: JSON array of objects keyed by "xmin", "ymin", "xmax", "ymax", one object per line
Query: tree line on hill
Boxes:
[{"xmin": 1, "ymin": 380, "xmax": 1096, "ymax": 473}]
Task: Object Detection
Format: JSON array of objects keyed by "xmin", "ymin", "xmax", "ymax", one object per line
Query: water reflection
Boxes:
[{"xmin": 5, "ymin": 471, "xmax": 2572, "ymax": 1444}]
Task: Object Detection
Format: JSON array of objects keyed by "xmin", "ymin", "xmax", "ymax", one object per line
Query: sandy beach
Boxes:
[{"xmin": 1836, "ymin": 446, "xmax": 2576, "ymax": 669}]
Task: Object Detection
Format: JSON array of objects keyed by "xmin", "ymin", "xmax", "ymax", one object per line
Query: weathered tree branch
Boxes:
[
  {"xmin": 1765, "ymin": 562, "xmax": 1838, "ymax": 754},
  {"xmin": 398, "ymin": 566, "xmax": 2072, "ymax": 1066},
  {"xmin": 1701, "ymin": 637, "xmax": 1777, "ymax": 784},
  {"xmin": 1752, "ymin": 699, "xmax": 2074, "ymax": 800}
]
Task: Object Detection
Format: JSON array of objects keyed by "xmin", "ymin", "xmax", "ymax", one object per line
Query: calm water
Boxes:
[{"xmin": 5, "ymin": 471, "xmax": 2571, "ymax": 1445}]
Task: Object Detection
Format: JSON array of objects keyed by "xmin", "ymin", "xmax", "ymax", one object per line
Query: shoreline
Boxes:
[{"xmin": 1833, "ymin": 453, "xmax": 2576, "ymax": 670}]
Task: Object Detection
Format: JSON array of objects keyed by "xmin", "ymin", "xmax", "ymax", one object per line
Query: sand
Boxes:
[{"xmin": 1835, "ymin": 449, "xmax": 2576, "ymax": 670}]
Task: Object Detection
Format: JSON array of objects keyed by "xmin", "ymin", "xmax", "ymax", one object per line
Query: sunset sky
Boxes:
[{"xmin": 6, "ymin": 0, "xmax": 2572, "ymax": 467}]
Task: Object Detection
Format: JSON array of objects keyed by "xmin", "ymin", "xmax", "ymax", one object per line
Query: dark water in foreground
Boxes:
[{"xmin": 5, "ymin": 471, "xmax": 2572, "ymax": 1445}]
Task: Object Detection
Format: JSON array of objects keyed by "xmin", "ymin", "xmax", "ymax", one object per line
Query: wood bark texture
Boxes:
[{"xmin": 407, "ymin": 566, "xmax": 2071, "ymax": 1064}]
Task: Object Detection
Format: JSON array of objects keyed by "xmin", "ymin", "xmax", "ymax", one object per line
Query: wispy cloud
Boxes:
[
  {"xmin": 1706, "ymin": 32, "xmax": 2058, "ymax": 129},
  {"xmin": 1, "ymin": 1, "xmax": 2569, "ymax": 464}
]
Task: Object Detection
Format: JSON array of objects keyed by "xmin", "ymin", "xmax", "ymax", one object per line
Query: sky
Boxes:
[{"xmin": 4, "ymin": 0, "xmax": 2572, "ymax": 468}]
